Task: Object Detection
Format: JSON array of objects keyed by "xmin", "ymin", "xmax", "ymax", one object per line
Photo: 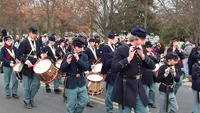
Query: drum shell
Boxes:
[
  {"xmin": 33, "ymin": 59, "xmax": 58, "ymax": 83},
  {"xmin": 87, "ymin": 73, "xmax": 103, "ymax": 96}
]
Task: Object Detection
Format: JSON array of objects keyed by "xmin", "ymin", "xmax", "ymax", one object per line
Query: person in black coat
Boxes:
[
  {"xmin": 16, "ymin": 26, "xmax": 46, "ymax": 109},
  {"xmin": 104, "ymin": 41, "xmax": 123, "ymax": 113},
  {"xmin": 101, "ymin": 33, "xmax": 117, "ymax": 74},
  {"xmin": 142, "ymin": 41, "xmax": 160, "ymax": 108},
  {"xmin": 191, "ymin": 56, "xmax": 200, "ymax": 113},
  {"xmin": 111, "ymin": 26, "xmax": 155, "ymax": 113},
  {"xmin": 56, "ymin": 38, "xmax": 67, "ymax": 59},
  {"xmin": 1, "ymin": 29, "xmax": 19, "ymax": 99},
  {"xmin": 167, "ymin": 37, "xmax": 184, "ymax": 95},
  {"xmin": 188, "ymin": 41, "xmax": 199, "ymax": 75},
  {"xmin": 156, "ymin": 52, "xmax": 180, "ymax": 113},
  {"xmin": 42, "ymin": 35, "xmax": 62, "ymax": 93}
]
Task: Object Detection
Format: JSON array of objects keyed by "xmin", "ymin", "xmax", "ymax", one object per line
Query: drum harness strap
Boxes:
[
  {"xmin": 161, "ymin": 82, "xmax": 173, "ymax": 112},
  {"xmin": 119, "ymin": 72, "xmax": 141, "ymax": 109}
]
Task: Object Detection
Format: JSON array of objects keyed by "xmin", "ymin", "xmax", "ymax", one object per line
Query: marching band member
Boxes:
[
  {"xmin": 16, "ymin": 26, "xmax": 46, "ymax": 109},
  {"xmin": 84, "ymin": 38, "xmax": 99, "ymax": 71},
  {"xmin": 156, "ymin": 52, "xmax": 180, "ymax": 113},
  {"xmin": 84, "ymin": 38, "xmax": 100, "ymax": 107},
  {"xmin": 104, "ymin": 41, "xmax": 123, "ymax": 113},
  {"xmin": 0, "ymin": 28, "xmax": 19, "ymax": 99},
  {"xmin": 60, "ymin": 37, "xmax": 89, "ymax": 113},
  {"xmin": 101, "ymin": 33, "xmax": 117, "ymax": 74},
  {"xmin": 142, "ymin": 41, "xmax": 160, "ymax": 108},
  {"xmin": 191, "ymin": 55, "xmax": 200, "ymax": 113},
  {"xmin": 167, "ymin": 37, "xmax": 184, "ymax": 95},
  {"xmin": 56, "ymin": 38, "xmax": 67, "ymax": 59},
  {"xmin": 111, "ymin": 26, "xmax": 155, "ymax": 113},
  {"xmin": 42, "ymin": 35, "xmax": 62, "ymax": 93}
]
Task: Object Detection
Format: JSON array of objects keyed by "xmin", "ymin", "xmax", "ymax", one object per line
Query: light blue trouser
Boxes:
[
  {"xmin": 143, "ymin": 83, "xmax": 157, "ymax": 104},
  {"xmin": 23, "ymin": 74, "xmax": 40, "ymax": 103},
  {"xmin": 65, "ymin": 86, "xmax": 89, "ymax": 113},
  {"xmin": 159, "ymin": 92, "xmax": 178, "ymax": 113},
  {"xmin": 182, "ymin": 58, "xmax": 189, "ymax": 77},
  {"xmin": 3, "ymin": 66, "xmax": 18, "ymax": 95},
  {"xmin": 105, "ymin": 83, "xmax": 114, "ymax": 113},
  {"xmin": 193, "ymin": 90, "xmax": 200, "ymax": 113},
  {"xmin": 45, "ymin": 75, "xmax": 60, "ymax": 89},
  {"xmin": 118, "ymin": 93, "xmax": 149, "ymax": 113},
  {"xmin": 173, "ymin": 75, "xmax": 183, "ymax": 95}
]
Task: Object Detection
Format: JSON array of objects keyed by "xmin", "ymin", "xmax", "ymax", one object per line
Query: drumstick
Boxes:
[{"xmin": 94, "ymin": 58, "xmax": 101, "ymax": 65}]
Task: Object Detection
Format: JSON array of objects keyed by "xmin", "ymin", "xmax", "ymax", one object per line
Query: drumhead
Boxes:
[
  {"xmin": 55, "ymin": 59, "xmax": 62, "ymax": 68},
  {"xmin": 91, "ymin": 63, "xmax": 103, "ymax": 73},
  {"xmin": 13, "ymin": 62, "xmax": 21, "ymax": 72},
  {"xmin": 33, "ymin": 59, "xmax": 51, "ymax": 74},
  {"xmin": 87, "ymin": 74, "xmax": 103, "ymax": 81}
]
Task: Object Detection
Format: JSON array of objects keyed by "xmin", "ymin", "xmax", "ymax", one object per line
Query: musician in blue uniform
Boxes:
[
  {"xmin": 60, "ymin": 37, "xmax": 89, "ymax": 113},
  {"xmin": 191, "ymin": 55, "xmax": 200, "ymax": 113},
  {"xmin": 84, "ymin": 38, "xmax": 99, "ymax": 70},
  {"xmin": 167, "ymin": 37, "xmax": 184, "ymax": 95},
  {"xmin": 111, "ymin": 26, "xmax": 155, "ymax": 113},
  {"xmin": 104, "ymin": 41, "xmax": 123, "ymax": 113},
  {"xmin": 1, "ymin": 29, "xmax": 19, "ymax": 99},
  {"xmin": 156, "ymin": 52, "xmax": 180, "ymax": 113},
  {"xmin": 94, "ymin": 35, "xmax": 104, "ymax": 59},
  {"xmin": 101, "ymin": 33, "xmax": 117, "ymax": 74},
  {"xmin": 56, "ymin": 38, "xmax": 66, "ymax": 59},
  {"xmin": 16, "ymin": 26, "xmax": 46, "ymax": 109},
  {"xmin": 42, "ymin": 35, "xmax": 62, "ymax": 93},
  {"xmin": 142, "ymin": 41, "xmax": 160, "ymax": 108}
]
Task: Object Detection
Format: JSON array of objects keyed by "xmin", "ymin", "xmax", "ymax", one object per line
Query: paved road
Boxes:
[{"xmin": 0, "ymin": 74, "xmax": 194, "ymax": 113}]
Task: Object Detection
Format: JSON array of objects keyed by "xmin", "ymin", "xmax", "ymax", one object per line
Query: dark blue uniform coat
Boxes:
[
  {"xmin": 56, "ymin": 46, "xmax": 66, "ymax": 59},
  {"xmin": 111, "ymin": 44, "xmax": 155, "ymax": 108},
  {"xmin": 16, "ymin": 38, "xmax": 41, "ymax": 78},
  {"xmin": 42, "ymin": 45, "xmax": 57, "ymax": 63},
  {"xmin": 84, "ymin": 47, "xmax": 99, "ymax": 70},
  {"xmin": 191, "ymin": 62, "xmax": 200, "ymax": 91},
  {"xmin": 1, "ymin": 46, "xmax": 17, "ymax": 67},
  {"xmin": 104, "ymin": 52, "xmax": 117, "ymax": 85},
  {"xmin": 156, "ymin": 63, "xmax": 180, "ymax": 93},
  {"xmin": 60, "ymin": 52, "xmax": 89, "ymax": 89},
  {"xmin": 142, "ymin": 51, "xmax": 160, "ymax": 85}
]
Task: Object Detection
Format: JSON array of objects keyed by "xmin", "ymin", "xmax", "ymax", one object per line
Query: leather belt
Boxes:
[
  {"xmin": 118, "ymin": 73, "xmax": 141, "ymax": 109},
  {"xmin": 67, "ymin": 73, "xmax": 81, "ymax": 78},
  {"xmin": 119, "ymin": 73, "xmax": 141, "ymax": 80}
]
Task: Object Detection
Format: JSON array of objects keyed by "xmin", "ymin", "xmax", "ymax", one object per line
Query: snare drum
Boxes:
[
  {"xmin": 55, "ymin": 59, "xmax": 66, "ymax": 77},
  {"xmin": 87, "ymin": 73, "xmax": 103, "ymax": 96},
  {"xmin": 12, "ymin": 62, "xmax": 23, "ymax": 81},
  {"xmin": 33, "ymin": 59, "xmax": 58, "ymax": 83}
]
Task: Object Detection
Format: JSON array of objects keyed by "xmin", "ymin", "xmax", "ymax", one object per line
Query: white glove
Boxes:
[
  {"xmin": 170, "ymin": 68, "xmax": 176, "ymax": 76},
  {"xmin": 164, "ymin": 68, "xmax": 170, "ymax": 77}
]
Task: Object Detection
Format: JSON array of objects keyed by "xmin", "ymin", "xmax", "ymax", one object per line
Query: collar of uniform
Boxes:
[{"xmin": 28, "ymin": 37, "xmax": 34, "ymax": 41}]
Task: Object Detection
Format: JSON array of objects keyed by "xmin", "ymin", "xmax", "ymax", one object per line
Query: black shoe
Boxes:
[
  {"xmin": 54, "ymin": 89, "xmax": 62, "ymax": 94},
  {"xmin": 87, "ymin": 102, "xmax": 93, "ymax": 107},
  {"xmin": 148, "ymin": 103, "xmax": 156, "ymax": 108},
  {"xmin": 46, "ymin": 89, "xmax": 51, "ymax": 93}
]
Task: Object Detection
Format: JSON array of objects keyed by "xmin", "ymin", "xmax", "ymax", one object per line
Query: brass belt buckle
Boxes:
[
  {"xmin": 76, "ymin": 74, "xmax": 80, "ymax": 77},
  {"xmin": 152, "ymin": 69, "xmax": 155, "ymax": 72},
  {"xmin": 171, "ymin": 85, "xmax": 173, "ymax": 89},
  {"xmin": 136, "ymin": 75, "xmax": 140, "ymax": 79}
]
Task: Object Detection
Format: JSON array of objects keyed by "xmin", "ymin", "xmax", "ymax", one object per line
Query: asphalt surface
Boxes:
[{"xmin": 0, "ymin": 74, "xmax": 194, "ymax": 113}]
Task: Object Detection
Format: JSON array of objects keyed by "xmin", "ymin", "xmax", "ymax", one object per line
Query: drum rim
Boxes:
[
  {"xmin": 88, "ymin": 89, "xmax": 103, "ymax": 96},
  {"xmin": 87, "ymin": 72, "xmax": 103, "ymax": 83},
  {"xmin": 55, "ymin": 59, "xmax": 62, "ymax": 68},
  {"xmin": 33, "ymin": 58, "xmax": 52, "ymax": 74},
  {"xmin": 12, "ymin": 61, "xmax": 21, "ymax": 73}
]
